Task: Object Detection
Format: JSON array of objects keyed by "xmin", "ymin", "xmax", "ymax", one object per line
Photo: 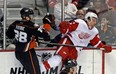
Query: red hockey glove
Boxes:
[
  {"xmin": 59, "ymin": 21, "xmax": 70, "ymax": 34},
  {"xmin": 102, "ymin": 45, "xmax": 112, "ymax": 53}
]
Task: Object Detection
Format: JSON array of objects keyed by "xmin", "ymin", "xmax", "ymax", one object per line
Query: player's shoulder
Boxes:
[
  {"xmin": 12, "ymin": 20, "xmax": 21, "ymax": 24},
  {"xmin": 26, "ymin": 22, "xmax": 40, "ymax": 30},
  {"xmin": 74, "ymin": 19, "xmax": 85, "ymax": 23},
  {"xmin": 10, "ymin": 20, "xmax": 22, "ymax": 26},
  {"xmin": 92, "ymin": 27, "xmax": 99, "ymax": 33},
  {"xmin": 74, "ymin": 19, "xmax": 86, "ymax": 25}
]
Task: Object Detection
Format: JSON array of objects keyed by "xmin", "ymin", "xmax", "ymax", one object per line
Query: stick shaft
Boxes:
[{"xmin": 39, "ymin": 41, "xmax": 104, "ymax": 50}]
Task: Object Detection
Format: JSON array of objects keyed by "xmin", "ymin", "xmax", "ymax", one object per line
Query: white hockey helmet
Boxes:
[{"xmin": 85, "ymin": 12, "xmax": 98, "ymax": 21}]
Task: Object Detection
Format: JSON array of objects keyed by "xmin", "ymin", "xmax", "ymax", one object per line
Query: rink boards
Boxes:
[{"xmin": 0, "ymin": 46, "xmax": 116, "ymax": 74}]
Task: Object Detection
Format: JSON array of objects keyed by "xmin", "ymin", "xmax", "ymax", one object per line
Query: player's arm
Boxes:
[
  {"xmin": 6, "ymin": 24, "xmax": 15, "ymax": 39},
  {"xmin": 34, "ymin": 26, "xmax": 50, "ymax": 41},
  {"xmin": 90, "ymin": 34, "xmax": 112, "ymax": 53},
  {"xmin": 59, "ymin": 21, "xmax": 78, "ymax": 34}
]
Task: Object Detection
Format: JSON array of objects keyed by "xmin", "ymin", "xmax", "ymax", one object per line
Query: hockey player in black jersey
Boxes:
[{"xmin": 6, "ymin": 7, "xmax": 50, "ymax": 74}]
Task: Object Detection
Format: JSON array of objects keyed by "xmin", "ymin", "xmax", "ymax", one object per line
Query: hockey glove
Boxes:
[
  {"xmin": 43, "ymin": 13, "xmax": 57, "ymax": 30},
  {"xmin": 102, "ymin": 45, "xmax": 112, "ymax": 53},
  {"xmin": 42, "ymin": 13, "xmax": 55, "ymax": 25},
  {"xmin": 59, "ymin": 21, "xmax": 70, "ymax": 34},
  {"xmin": 42, "ymin": 29, "xmax": 51, "ymax": 41}
]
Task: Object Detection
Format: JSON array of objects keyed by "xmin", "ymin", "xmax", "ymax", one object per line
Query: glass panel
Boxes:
[
  {"xmin": 0, "ymin": 0, "xmax": 116, "ymax": 49},
  {"xmin": 88, "ymin": 0, "xmax": 116, "ymax": 45},
  {"xmin": 0, "ymin": 0, "xmax": 3, "ymax": 48}
]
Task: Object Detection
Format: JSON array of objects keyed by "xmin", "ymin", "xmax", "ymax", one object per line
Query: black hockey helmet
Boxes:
[
  {"xmin": 64, "ymin": 59, "xmax": 77, "ymax": 69},
  {"xmin": 20, "ymin": 7, "xmax": 34, "ymax": 18}
]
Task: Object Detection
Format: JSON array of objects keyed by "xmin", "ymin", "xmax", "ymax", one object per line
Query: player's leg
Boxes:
[
  {"xmin": 59, "ymin": 37, "xmax": 78, "ymax": 74},
  {"xmin": 40, "ymin": 54, "xmax": 62, "ymax": 71},
  {"xmin": 40, "ymin": 37, "xmax": 73, "ymax": 71},
  {"xmin": 15, "ymin": 49, "xmax": 41, "ymax": 74},
  {"xmin": 28, "ymin": 49, "xmax": 41, "ymax": 74}
]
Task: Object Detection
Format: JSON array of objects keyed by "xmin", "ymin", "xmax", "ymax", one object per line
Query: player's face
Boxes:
[
  {"xmin": 29, "ymin": 15, "xmax": 34, "ymax": 20},
  {"xmin": 25, "ymin": 15, "xmax": 34, "ymax": 21},
  {"xmin": 88, "ymin": 17, "xmax": 97, "ymax": 29}
]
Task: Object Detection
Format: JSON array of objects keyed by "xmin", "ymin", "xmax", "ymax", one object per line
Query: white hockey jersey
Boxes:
[{"xmin": 67, "ymin": 19, "xmax": 103, "ymax": 52}]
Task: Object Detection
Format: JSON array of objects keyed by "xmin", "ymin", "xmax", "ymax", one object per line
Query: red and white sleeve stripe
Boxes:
[{"xmin": 90, "ymin": 34, "xmax": 104, "ymax": 48}]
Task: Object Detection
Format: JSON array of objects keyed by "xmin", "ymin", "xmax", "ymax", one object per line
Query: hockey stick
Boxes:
[
  {"xmin": 45, "ymin": 0, "xmax": 49, "ymax": 13},
  {"xmin": 39, "ymin": 41, "xmax": 105, "ymax": 50}
]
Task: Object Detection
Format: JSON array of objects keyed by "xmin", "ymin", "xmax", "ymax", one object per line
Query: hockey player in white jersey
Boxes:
[{"xmin": 40, "ymin": 9, "xmax": 112, "ymax": 73}]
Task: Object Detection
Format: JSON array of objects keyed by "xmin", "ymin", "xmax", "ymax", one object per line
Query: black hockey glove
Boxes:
[
  {"xmin": 42, "ymin": 13, "xmax": 55, "ymax": 24},
  {"xmin": 42, "ymin": 29, "xmax": 51, "ymax": 41}
]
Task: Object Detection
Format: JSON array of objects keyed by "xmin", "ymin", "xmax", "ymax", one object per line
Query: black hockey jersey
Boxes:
[{"xmin": 6, "ymin": 20, "xmax": 50, "ymax": 52}]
